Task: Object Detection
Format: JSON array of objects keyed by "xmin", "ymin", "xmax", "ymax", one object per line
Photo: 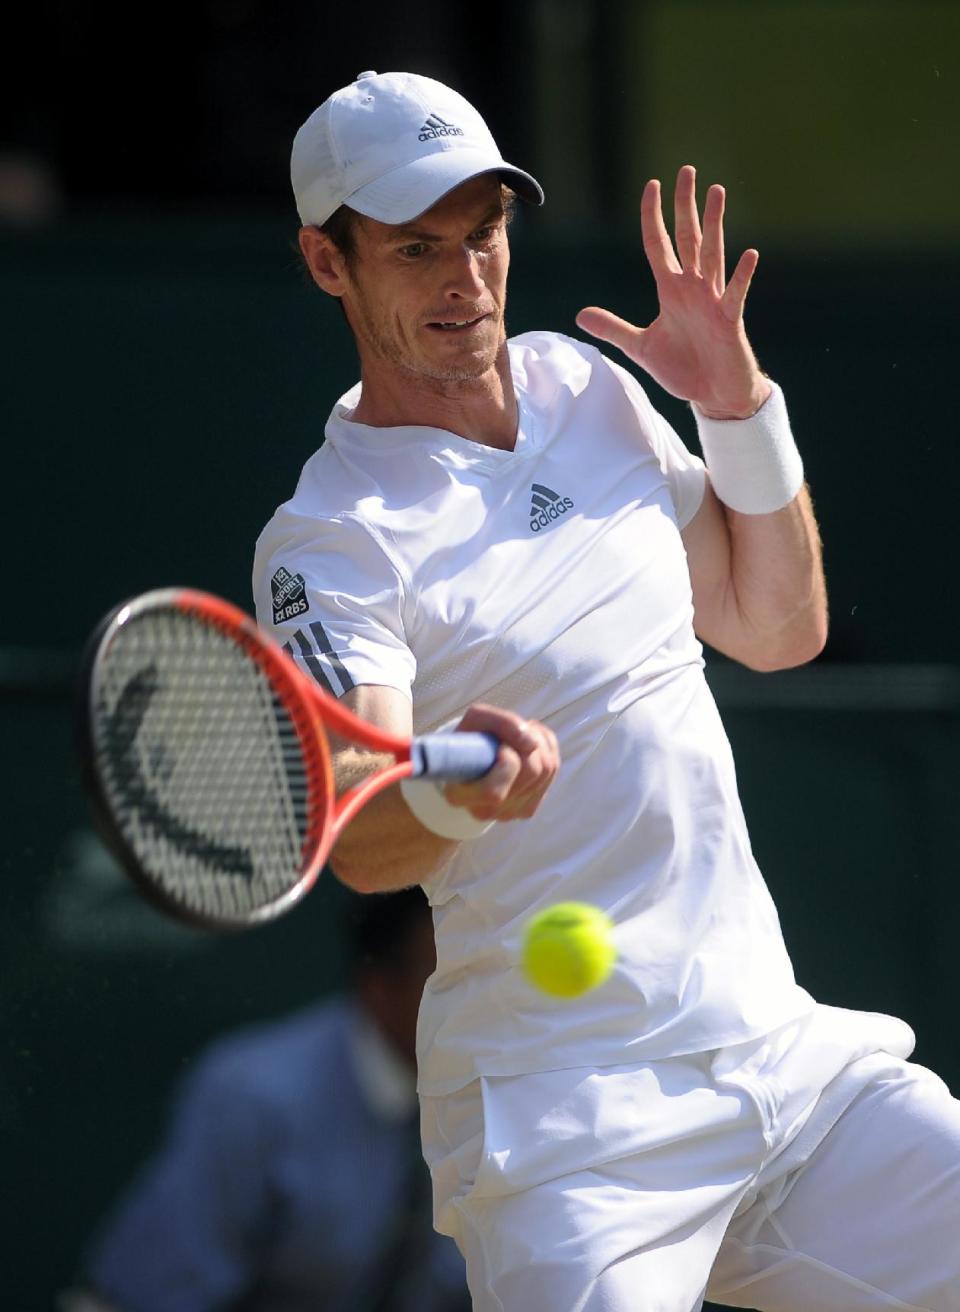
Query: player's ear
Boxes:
[{"xmin": 299, "ymin": 226, "xmax": 350, "ymax": 297}]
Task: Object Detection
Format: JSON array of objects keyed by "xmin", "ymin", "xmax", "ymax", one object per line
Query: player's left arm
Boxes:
[
  {"xmin": 577, "ymin": 164, "xmax": 827, "ymax": 672},
  {"xmin": 680, "ymin": 472, "xmax": 827, "ymax": 671}
]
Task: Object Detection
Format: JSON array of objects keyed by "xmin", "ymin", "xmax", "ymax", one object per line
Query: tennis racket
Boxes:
[{"xmin": 76, "ymin": 587, "xmax": 498, "ymax": 929}]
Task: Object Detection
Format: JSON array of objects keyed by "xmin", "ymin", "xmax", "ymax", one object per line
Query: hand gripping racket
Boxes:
[{"xmin": 76, "ymin": 588, "xmax": 498, "ymax": 929}]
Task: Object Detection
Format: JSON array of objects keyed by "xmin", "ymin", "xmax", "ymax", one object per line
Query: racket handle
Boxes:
[{"xmin": 410, "ymin": 732, "xmax": 499, "ymax": 781}]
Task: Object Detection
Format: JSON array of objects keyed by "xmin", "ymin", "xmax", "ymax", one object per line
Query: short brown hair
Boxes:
[{"xmin": 319, "ymin": 204, "xmax": 362, "ymax": 272}]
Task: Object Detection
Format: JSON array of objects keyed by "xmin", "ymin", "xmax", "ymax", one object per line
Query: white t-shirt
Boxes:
[{"xmin": 253, "ymin": 331, "xmax": 814, "ymax": 1096}]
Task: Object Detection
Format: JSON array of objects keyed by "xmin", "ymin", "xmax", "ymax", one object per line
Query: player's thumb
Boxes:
[{"xmin": 575, "ymin": 307, "xmax": 644, "ymax": 357}]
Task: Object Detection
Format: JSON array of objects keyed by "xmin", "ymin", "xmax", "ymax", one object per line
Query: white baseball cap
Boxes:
[{"xmin": 291, "ymin": 70, "xmax": 544, "ymax": 227}]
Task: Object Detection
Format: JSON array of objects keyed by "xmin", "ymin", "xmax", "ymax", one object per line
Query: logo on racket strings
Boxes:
[
  {"xmin": 529, "ymin": 483, "xmax": 574, "ymax": 532},
  {"xmin": 271, "ymin": 566, "xmax": 309, "ymax": 625}
]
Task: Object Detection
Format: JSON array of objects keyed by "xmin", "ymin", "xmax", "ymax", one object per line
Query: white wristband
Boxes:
[
  {"xmin": 693, "ymin": 380, "xmax": 804, "ymax": 515},
  {"xmin": 399, "ymin": 776, "xmax": 495, "ymax": 841}
]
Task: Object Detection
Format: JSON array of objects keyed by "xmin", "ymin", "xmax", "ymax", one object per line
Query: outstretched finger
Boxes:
[
  {"xmin": 700, "ymin": 183, "xmax": 726, "ymax": 295},
  {"xmin": 575, "ymin": 306, "xmax": 645, "ymax": 359},
  {"xmin": 720, "ymin": 247, "xmax": 759, "ymax": 321},
  {"xmin": 640, "ymin": 178, "xmax": 682, "ymax": 279},
  {"xmin": 673, "ymin": 165, "xmax": 702, "ymax": 272}
]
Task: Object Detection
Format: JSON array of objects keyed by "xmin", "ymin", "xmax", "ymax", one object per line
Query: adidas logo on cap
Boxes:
[
  {"xmin": 529, "ymin": 483, "xmax": 574, "ymax": 532},
  {"xmin": 419, "ymin": 113, "xmax": 464, "ymax": 142}
]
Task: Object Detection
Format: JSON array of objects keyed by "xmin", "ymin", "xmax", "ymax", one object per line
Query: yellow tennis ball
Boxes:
[{"xmin": 521, "ymin": 902, "xmax": 617, "ymax": 998}]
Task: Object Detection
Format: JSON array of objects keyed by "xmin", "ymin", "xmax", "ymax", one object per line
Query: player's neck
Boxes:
[{"xmin": 350, "ymin": 344, "xmax": 519, "ymax": 451}]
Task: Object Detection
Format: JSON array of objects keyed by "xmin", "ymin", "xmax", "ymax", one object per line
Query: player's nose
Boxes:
[{"xmin": 443, "ymin": 244, "xmax": 486, "ymax": 298}]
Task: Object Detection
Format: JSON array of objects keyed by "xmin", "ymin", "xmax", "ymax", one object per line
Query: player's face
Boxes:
[{"xmin": 340, "ymin": 176, "xmax": 511, "ymax": 384}]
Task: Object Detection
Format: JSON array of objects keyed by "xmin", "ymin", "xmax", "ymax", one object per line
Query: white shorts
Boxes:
[{"xmin": 420, "ymin": 1005, "xmax": 960, "ymax": 1312}]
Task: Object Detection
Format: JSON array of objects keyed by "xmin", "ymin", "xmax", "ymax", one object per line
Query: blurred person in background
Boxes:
[{"xmin": 61, "ymin": 887, "xmax": 469, "ymax": 1312}]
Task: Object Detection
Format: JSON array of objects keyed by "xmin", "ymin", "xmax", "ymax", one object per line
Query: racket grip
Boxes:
[{"xmin": 410, "ymin": 732, "xmax": 499, "ymax": 781}]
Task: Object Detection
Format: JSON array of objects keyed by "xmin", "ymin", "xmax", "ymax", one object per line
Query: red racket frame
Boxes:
[{"xmin": 79, "ymin": 587, "xmax": 425, "ymax": 928}]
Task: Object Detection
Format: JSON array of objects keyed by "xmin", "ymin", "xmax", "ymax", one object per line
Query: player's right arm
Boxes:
[
  {"xmin": 329, "ymin": 685, "xmax": 559, "ymax": 893},
  {"xmin": 254, "ymin": 522, "xmax": 558, "ymax": 892}
]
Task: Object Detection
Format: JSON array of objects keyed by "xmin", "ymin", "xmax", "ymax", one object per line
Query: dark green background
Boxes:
[{"xmin": 4, "ymin": 1, "xmax": 960, "ymax": 1306}]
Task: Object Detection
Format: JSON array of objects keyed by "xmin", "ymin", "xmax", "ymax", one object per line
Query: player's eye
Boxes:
[{"xmin": 399, "ymin": 242, "xmax": 428, "ymax": 259}]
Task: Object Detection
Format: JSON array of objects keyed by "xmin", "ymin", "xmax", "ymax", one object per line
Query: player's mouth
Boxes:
[{"xmin": 425, "ymin": 313, "xmax": 491, "ymax": 334}]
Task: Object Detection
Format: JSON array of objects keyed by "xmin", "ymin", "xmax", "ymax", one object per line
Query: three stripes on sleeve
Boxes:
[{"xmin": 282, "ymin": 623, "xmax": 356, "ymax": 698}]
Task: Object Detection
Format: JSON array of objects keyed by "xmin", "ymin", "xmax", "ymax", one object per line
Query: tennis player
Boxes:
[{"xmin": 254, "ymin": 72, "xmax": 960, "ymax": 1311}]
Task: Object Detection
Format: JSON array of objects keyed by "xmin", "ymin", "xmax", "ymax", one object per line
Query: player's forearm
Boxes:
[
  {"xmin": 722, "ymin": 485, "xmax": 828, "ymax": 671},
  {"xmin": 330, "ymin": 747, "xmax": 460, "ymax": 892},
  {"xmin": 329, "ymin": 699, "xmax": 559, "ymax": 890}
]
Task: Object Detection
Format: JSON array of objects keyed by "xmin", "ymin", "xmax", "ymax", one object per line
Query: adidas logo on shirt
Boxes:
[
  {"xmin": 419, "ymin": 113, "xmax": 464, "ymax": 141},
  {"xmin": 529, "ymin": 483, "xmax": 575, "ymax": 532}
]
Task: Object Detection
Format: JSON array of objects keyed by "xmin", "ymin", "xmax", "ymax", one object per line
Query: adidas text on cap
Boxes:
[{"xmin": 291, "ymin": 71, "xmax": 544, "ymax": 227}]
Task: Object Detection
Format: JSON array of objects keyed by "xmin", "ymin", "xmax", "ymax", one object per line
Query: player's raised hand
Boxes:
[
  {"xmin": 576, "ymin": 165, "xmax": 771, "ymax": 420},
  {"xmin": 445, "ymin": 704, "xmax": 560, "ymax": 822}
]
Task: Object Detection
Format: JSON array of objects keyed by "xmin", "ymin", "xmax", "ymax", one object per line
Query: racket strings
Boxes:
[{"xmin": 92, "ymin": 607, "xmax": 325, "ymax": 921}]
